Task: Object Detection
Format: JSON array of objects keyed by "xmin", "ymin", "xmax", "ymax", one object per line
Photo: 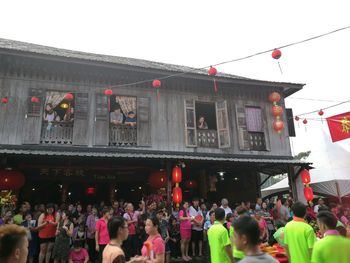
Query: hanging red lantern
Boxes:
[
  {"xmin": 268, "ymin": 92, "xmax": 281, "ymax": 104},
  {"xmin": 31, "ymin": 96, "xmax": 40, "ymax": 103},
  {"xmin": 148, "ymin": 171, "xmax": 167, "ymax": 188},
  {"xmin": 1, "ymin": 97, "xmax": 9, "ymax": 104},
  {"xmin": 295, "ymin": 116, "xmax": 300, "ymax": 121},
  {"xmin": 208, "ymin": 66, "xmax": 218, "ymax": 93},
  {"xmin": 65, "ymin": 93, "xmax": 74, "ymax": 101},
  {"xmin": 318, "ymin": 110, "xmax": 324, "ymax": 116},
  {"xmin": 185, "ymin": 180, "xmax": 198, "ymax": 189},
  {"xmin": 152, "ymin": 79, "xmax": 161, "ymax": 89},
  {"xmin": 0, "ymin": 169, "xmax": 26, "ymax": 190},
  {"xmin": 172, "ymin": 186, "xmax": 182, "ymax": 205},
  {"xmin": 104, "ymin": 89, "xmax": 113, "ymax": 96},
  {"xmin": 304, "ymin": 186, "xmax": 314, "ymax": 202},
  {"xmin": 303, "ymin": 119, "xmax": 308, "ymax": 124},
  {"xmin": 86, "ymin": 187, "xmax": 96, "ymax": 195},
  {"xmin": 272, "ymin": 105, "xmax": 283, "ymax": 117},
  {"xmin": 300, "ymin": 169, "xmax": 311, "ymax": 185},
  {"xmin": 172, "ymin": 166, "xmax": 182, "ymax": 184},
  {"xmin": 272, "ymin": 49, "xmax": 282, "ymax": 59},
  {"xmin": 273, "ymin": 120, "xmax": 284, "ymax": 133}
]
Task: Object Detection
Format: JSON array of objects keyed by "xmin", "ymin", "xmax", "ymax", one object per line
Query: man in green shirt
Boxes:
[
  {"xmin": 208, "ymin": 208, "xmax": 234, "ymax": 263},
  {"xmin": 229, "ymin": 206, "xmax": 246, "ymax": 262},
  {"xmin": 311, "ymin": 211, "xmax": 350, "ymax": 263},
  {"xmin": 284, "ymin": 202, "xmax": 316, "ymax": 263}
]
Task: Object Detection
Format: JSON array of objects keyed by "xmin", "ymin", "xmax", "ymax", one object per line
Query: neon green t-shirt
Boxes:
[
  {"xmin": 208, "ymin": 221, "xmax": 231, "ymax": 263},
  {"xmin": 311, "ymin": 235, "xmax": 350, "ymax": 263},
  {"xmin": 273, "ymin": 227, "xmax": 286, "ymax": 247},
  {"xmin": 284, "ymin": 219, "xmax": 316, "ymax": 263},
  {"xmin": 229, "ymin": 225, "xmax": 245, "ymax": 259},
  {"xmin": 13, "ymin": 214, "xmax": 24, "ymax": 225}
]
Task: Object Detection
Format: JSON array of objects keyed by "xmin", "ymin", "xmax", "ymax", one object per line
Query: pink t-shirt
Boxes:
[
  {"xmin": 96, "ymin": 218, "xmax": 110, "ymax": 245},
  {"xmin": 259, "ymin": 219, "xmax": 268, "ymax": 238},
  {"xmin": 68, "ymin": 248, "xmax": 89, "ymax": 263},
  {"xmin": 179, "ymin": 210, "xmax": 191, "ymax": 230},
  {"xmin": 123, "ymin": 212, "xmax": 136, "ymax": 235},
  {"xmin": 141, "ymin": 234, "xmax": 165, "ymax": 259}
]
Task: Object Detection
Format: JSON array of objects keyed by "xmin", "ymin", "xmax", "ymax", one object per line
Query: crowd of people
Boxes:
[{"xmin": 0, "ymin": 196, "xmax": 349, "ymax": 263}]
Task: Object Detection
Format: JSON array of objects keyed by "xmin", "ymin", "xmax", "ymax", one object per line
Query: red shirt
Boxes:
[
  {"xmin": 69, "ymin": 248, "xmax": 89, "ymax": 263},
  {"xmin": 141, "ymin": 234, "xmax": 165, "ymax": 259},
  {"xmin": 96, "ymin": 218, "xmax": 110, "ymax": 245},
  {"xmin": 39, "ymin": 214, "xmax": 56, "ymax": 239}
]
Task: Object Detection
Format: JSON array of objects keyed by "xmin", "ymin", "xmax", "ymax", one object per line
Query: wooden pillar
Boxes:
[
  {"xmin": 166, "ymin": 160, "xmax": 172, "ymax": 211},
  {"xmin": 198, "ymin": 169, "xmax": 208, "ymax": 199},
  {"xmin": 256, "ymin": 170, "xmax": 261, "ymax": 198},
  {"xmin": 61, "ymin": 183, "xmax": 68, "ymax": 204},
  {"xmin": 109, "ymin": 183, "xmax": 116, "ymax": 205},
  {"xmin": 287, "ymin": 165, "xmax": 297, "ymax": 200}
]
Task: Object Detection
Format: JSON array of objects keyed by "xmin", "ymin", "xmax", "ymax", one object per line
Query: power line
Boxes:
[{"xmin": 295, "ymin": 99, "xmax": 350, "ymax": 117}]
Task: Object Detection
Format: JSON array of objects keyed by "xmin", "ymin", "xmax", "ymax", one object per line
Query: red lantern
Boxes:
[
  {"xmin": 148, "ymin": 171, "xmax": 167, "ymax": 188},
  {"xmin": 318, "ymin": 110, "xmax": 324, "ymax": 116},
  {"xmin": 300, "ymin": 169, "xmax": 311, "ymax": 185},
  {"xmin": 172, "ymin": 186, "xmax": 182, "ymax": 205},
  {"xmin": 303, "ymin": 119, "xmax": 308, "ymax": 124},
  {"xmin": 304, "ymin": 186, "xmax": 314, "ymax": 202},
  {"xmin": 272, "ymin": 49, "xmax": 282, "ymax": 59},
  {"xmin": 172, "ymin": 166, "xmax": 182, "ymax": 184},
  {"xmin": 273, "ymin": 120, "xmax": 284, "ymax": 133},
  {"xmin": 104, "ymin": 89, "xmax": 113, "ymax": 96},
  {"xmin": 185, "ymin": 180, "xmax": 198, "ymax": 189},
  {"xmin": 208, "ymin": 66, "xmax": 217, "ymax": 76},
  {"xmin": 0, "ymin": 170, "xmax": 26, "ymax": 190},
  {"xmin": 295, "ymin": 116, "xmax": 300, "ymax": 121},
  {"xmin": 152, "ymin": 79, "xmax": 161, "ymax": 89},
  {"xmin": 272, "ymin": 105, "xmax": 283, "ymax": 117},
  {"xmin": 86, "ymin": 187, "xmax": 96, "ymax": 195},
  {"xmin": 31, "ymin": 96, "xmax": 40, "ymax": 103},
  {"xmin": 268, "ymin": 92, "xmax": 281, "ymax": 103},
  {"xmin": 65, "ymin": 93, "xmax": 74, "ymax": 101},
  {"xmin": 1, "ymin": 97, "xmax": 9, "ymax": 104}
]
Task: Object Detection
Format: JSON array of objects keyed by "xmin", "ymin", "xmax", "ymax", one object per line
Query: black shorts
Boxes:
[
  {"xmin": 191, "ymin": 230, "xmax": 203, "ymax": 242},
  {"xmin": 39, "ymin": 237, "xmax": 55, "ymax": 244}
]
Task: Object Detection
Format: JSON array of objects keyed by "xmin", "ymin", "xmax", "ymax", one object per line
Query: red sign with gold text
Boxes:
[{"xmin": 326, "ymin": 112, "xmax": 350, "ymax": 142}]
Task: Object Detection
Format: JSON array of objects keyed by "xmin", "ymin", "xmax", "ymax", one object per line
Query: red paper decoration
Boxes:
[
  {"xmin": 303, "ymin": 119, "xmax": 308, "ymax": 124},
  {"xmin": 31, "ymin": 96, "xmax": 40, "ymax": 103},
  {"xmin": 148, "ymin": 171, "xmax": 167, "ymax": 188},
  {"xmin": 208, "ymin": 66, "xmax": 217, "ymax": 76},
  {"xmin": 0, "ymin": 170, "xmax": 26, "ymax": 190},
  {"xmin": 301, "ymin": 169, "xmax": 311, "ymax": 185},
  {"xmin": 86, "ymin": 187, "xmax": 96, "ymax": 195},
  {"xmin": 1, "ymin": 97, "xmax": 9, "ymax": 104},
  {"xmin": 304, "ymin": 186, "xmax": 314, "ymax": 202},
  {"xmin": 318, "ymin": 110, "xmax": 324, "ymax": 116},
  {"xmin": 152, "ymin": 79, "xmax": 161, "ymax": 89},
  {"xmin": 272, "ymin": 49, "xmax": 282, "ymax": 59},
  {"xmin": 65, "ymin": 93, "xmax": 74, "ymax": 101},
  {"xmin": 185, "ymin": 180, "xmax": 198, "ymax": 189},
  {"xmin": 104, "ymin": 89, "xmax": 113, "ymax": 96},
  {"xmin": 268, "ymin": 92, "xmax": 281, "ymax": 104},
  {"xmin": 172, "ymin": 166, "xmax": 182, "ymax": 184},
  {"xmin": 273, "ymin": 120, "xmax": 285, "ymax": 133},
  {"xmin": 272, "ymin": 105, "xmax": 283, "ymax": 117},
  {"xmin": 295, "ymin": 116, "xmax": 300, "ymax": 121},
  {"xmin": 172, "ymin": 186, "xmax": 182, "ymax": 205}
]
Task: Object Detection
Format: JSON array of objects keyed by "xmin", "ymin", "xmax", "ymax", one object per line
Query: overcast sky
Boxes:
[{"xmin": 1, "ymin": 0, "xmax": 350, "ymax": 155}]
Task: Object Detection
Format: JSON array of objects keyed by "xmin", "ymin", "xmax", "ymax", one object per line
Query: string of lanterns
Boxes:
[
  {"xmin": 269, "ymin": 91, "xmax": 285, "ymax": 134},
  {"xmin": 172, "ymin": 166, "xmax": 182, "ymax": 207},
  {"xmin": 300, "ymin": 169, "xmax": 314, "ymax": 203}
]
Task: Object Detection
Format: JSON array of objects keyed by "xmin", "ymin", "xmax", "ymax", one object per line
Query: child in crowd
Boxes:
[{"xmin": 68, "ymin": 240, "xmax": 89, "ymax": 263}]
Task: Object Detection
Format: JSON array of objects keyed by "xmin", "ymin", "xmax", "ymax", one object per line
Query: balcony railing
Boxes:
[
  {"xmin": 109, "ymin": 124, "xmax": 137, "ymax": 146},
  {"xmin": 40, "ymin": 121, "xmax": 73, "ymax": 145},
  {"xmin": 197, "ymin": 129, "xmax": 218, "ymax": 148}
]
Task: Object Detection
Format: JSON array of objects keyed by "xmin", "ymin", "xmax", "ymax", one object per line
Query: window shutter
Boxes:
[
  {"xmin": 22, "ymin": 88, "xmax": 44, "ymax": 144},
  {"xmin": 261, "ymin": 106, "xmax": 271, "ymax": 151},
  {"xmin": 72, "ymin": 93, "xmax": 89, "ymax": 145},
  {"xmin": 235, "ymin": 103, "xmax": 250, "ymax": 150},
  {"xmin": 216, "ymin": 100, "xmax": 231, "ymax": 148},
  {"xmin": 93, "ymin": 93, "xmax": 109, "ymax": 146},
  {"xmin": 184, "ymin": 99, "xmax": 197, "ymax": 147},
  {"xmin": 137, "ymin": 97, "xmax": 151, "ymax": 146}
]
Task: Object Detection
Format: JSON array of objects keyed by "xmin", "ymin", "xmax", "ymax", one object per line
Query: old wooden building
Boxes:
[{"xmin": 0, "ymin": 38, "xmax": 308, "ymax": 205}]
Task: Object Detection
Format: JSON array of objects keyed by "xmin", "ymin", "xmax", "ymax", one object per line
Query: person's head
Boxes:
[
  {"xmin": 226, "ymin": 213, "xmax": 234, "ymax": 223},
  {"xmin": 101, "ymin": 208, "xmax": 110, "ymax": 219},
  {"xmin": 317, "ymin": 211, "xmax": 338, "ymax": 235},
  {"xmin": 236, "ymin": 206, "xmax": 247, "ymax": 217},
  {"xmin": 139, "ymin": 200, "xmax": 145, "ymax": 210},
  {"xmin": 170, "ymin": 216, "xmax": 177, "ymax": 226},
  {"xmin": 233, "ymin": 216, "xmax": 260, "ymax": 251},
  {"xmin": 291, "ymin": 201, "xmax": 307, "ymax": 218},
  {"xmin": 86, "ymin": 205, "xmax": 92, "ymax": 213},
  {"xmin": 61, "ymin": 211, "xmax": 69, "ymax": 221},
  {"xmin": 73, "ymin": 240, "xmax": 82, "ymax": 252},
  {"xmin": 45, "ymin": 203, "xmax": 54, "ymax": 215},
  {"xmin": 192, "ymin": 197, "xmax": 199, "ymax": 207},
  {"xmin": 200, "ymin": 203, "xmax": 207, "ymax": 211},
  {"xmin": 336, "ymin": 226, "xmax": 347, "ymax": 237},
  {"xmin": 156, "ymin": 210, "xmax": 165, "ymax": 220},
  {"xmin": 91, "ymin": 207, "xmax": 97, "ymax": 216},
  {"xmin": 76, "ymin": 204, "xmax": 82, "ymax": 213},
  {"xmin": 45, "ymin": 103, "xmax": 53, "ymax": 112},
  {"xmin": 209, "ymin": 210, "xmax": 215, "ymax": 222},
  {"xmin": 5, "ymin": 216, "xmax": 14, "ymax": 225},
  {"xmin": 182, "ymin": 201, "xmax": 189, "ymax": 210},
  {"xmin": 318, "ymin": 198, "xmax": 324, "ymax": 206},
  {"xmin": 262, "ymin": 202, "xmax": 267, "ymax": 210},
  {"xmin": 329, "ymin": 203, "xmax": 338, "ymax": 214},
  {"xmin": 108, "ymin": 216, "xmax": 129, "ymax": 241},
  {"xmin": 24, "ymin": 213, "xmax": 32, "ymax": 222},
  {"xmin": 199, "ymin": 116, "xmax": 205, "ymax": 123},
  {"xmin": 281, "ymin": 198, "xmax": 287, "ymax": 206},
  {"xmin": 221, "ymin": 198, "xmax": 229, "ymax": 208},
  {"xmin": 214, "ymin": 208, "xmax": 225, "ymax": 222},
  {"xmin": 112, "ymin": 201, "xmax": 119, "ymax": 209},
  {"xmin": 145, "ymin": 217, "xmax": 160, "ymax": 236},
  {"xmin": 256, "ymin": 198, "xmax": 262, "ymax": 205},
  {"xmin": 211, "ymin": 203, "xmax": 218, "ymax": 210},
  {"xmin": 128, "ymin": 111, "xmax": 135, "ymax": 118},
  {"xmin": 114, "ymin": 108, "xmax": 121, "ymax": 114},
  {"xmin": 68, "ymin": 204, "xmax": 74, "ymax": 212},
  {"xmin": 125, "ymin": 203, "xmax": 134, "ymax": 213},
  {"xmin": 275, "ymin": 220, "xmax": 285, "ymax": 230},
  {"xmin": 0, "ymin": 224, "xmax": 28, "ymax": 263}
]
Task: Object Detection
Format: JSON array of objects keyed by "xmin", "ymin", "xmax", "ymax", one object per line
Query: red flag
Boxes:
[{"xmin": 326, "ymin": 112, "xmax": 350, "ymax": 142}]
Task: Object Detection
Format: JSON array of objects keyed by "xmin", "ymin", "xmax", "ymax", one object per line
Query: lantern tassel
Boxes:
[
  {"xmin": 108, "ymin": 96, "xmax": 110, "ymax": 111},
  {"xmin": 213, "ymin": 78, "xmax": 218, "ymax": 93},
  {"xmin": 156, "ymin": 90, "xmax": 160, "ymax": 101},
  {"xmin": 277, "ymin": 61, "xmax": 283, "ymax": 74}
]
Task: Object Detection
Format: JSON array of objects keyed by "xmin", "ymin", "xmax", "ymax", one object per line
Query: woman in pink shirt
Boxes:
[
  {"xmin": 123, "ymin": 203, "xmax": 138, "ymax": 260},
  {"xmin": 95, "ymin": 208, "xmax": 110, "ymax": 262},
  {"xmin": 179, "ymin": 201, "xmax": 193, "ymax": 262}
]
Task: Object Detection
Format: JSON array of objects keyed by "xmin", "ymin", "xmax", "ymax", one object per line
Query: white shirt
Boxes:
[
  {"xmin": 314, "ymin": 204, "xmax": 320, "ymax": 213},
  {"xmin": 189, "ymin": 206, "xmax": 203, "ymax": 231},
  {"xmin": 220, "ymin": 205, "xmax": 232, "ymax": 216}
]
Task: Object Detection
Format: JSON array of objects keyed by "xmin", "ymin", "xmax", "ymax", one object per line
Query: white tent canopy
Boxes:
[{"xmin": 262, "ymin": 123, "xmax": 350, "ymax": 198}]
